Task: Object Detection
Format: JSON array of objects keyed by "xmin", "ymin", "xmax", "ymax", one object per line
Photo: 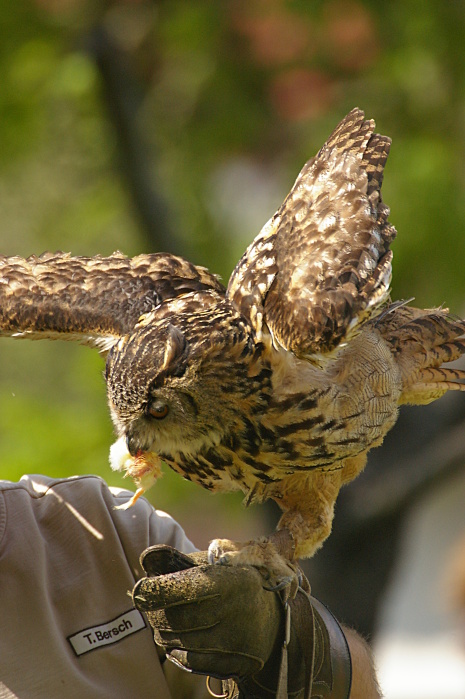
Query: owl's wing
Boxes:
[
  {"xmin": 227, "ymin": 108, "xmax": 396, "ymax": 360},
  {"xmin": 0, "ymin": 251, "xmax": 224, "ymax": 353}
]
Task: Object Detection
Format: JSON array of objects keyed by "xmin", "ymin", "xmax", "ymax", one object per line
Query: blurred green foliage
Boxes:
[{"xmin": 0, "ymin": 0, "xmax": 464, "ymax": 540}]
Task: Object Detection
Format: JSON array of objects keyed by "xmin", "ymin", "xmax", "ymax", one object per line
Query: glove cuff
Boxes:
[{"xmin": 235, "ymin": 591, "xmax": 352, "ymax": 699}]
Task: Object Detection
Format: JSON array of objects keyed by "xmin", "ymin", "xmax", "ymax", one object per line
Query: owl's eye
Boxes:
[{"xmin": 148, "ymin": 400, "xmax": 169, "ymax": 420}]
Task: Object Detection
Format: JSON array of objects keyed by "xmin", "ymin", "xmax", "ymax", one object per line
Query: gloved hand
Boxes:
[{"xmin": 132, "ymin": 545, "xmax": 351, "ymax": 698}]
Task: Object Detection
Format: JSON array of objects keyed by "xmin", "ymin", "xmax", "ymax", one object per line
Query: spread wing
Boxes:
[
  {"xmin": 227, "ymin": 108, "xmax": 396, "ymax": 359},
  {"xmin": 0, "ymin": 251, "xmax": 225, "ymax": 353}
]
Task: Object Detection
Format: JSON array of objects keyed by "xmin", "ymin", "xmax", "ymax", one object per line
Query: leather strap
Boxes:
[
  {"xmin": 289, "ymin": 591, "xmax": 315, "ymax": 699},
  {"xmin": 309, "ymin": 597, "xmax": 352, "ymax": 699}
]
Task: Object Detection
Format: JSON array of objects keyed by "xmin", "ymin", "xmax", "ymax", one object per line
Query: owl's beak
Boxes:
[
  {"xmin": 126, "ymin": 428, "xmax": 151, "ymax": 458},
  {"xmin": 125, "ymin": 419, "xmax": 152, "ymax": 457}
]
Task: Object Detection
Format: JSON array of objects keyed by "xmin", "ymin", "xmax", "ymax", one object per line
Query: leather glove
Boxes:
[{"xmin": 132, "ymin": 545, "xmax": 351, "ymax": 698}]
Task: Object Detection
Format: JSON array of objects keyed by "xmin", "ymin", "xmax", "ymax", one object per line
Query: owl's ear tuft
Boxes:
[{"xmin": 162, "ymin": 324, "xmax": 187, "ymax": 372}]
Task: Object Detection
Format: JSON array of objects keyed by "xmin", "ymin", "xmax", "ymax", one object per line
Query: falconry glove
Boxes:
[{"xmin": 132, "ymin": 545, "xmax": 351, "ymax": 698}]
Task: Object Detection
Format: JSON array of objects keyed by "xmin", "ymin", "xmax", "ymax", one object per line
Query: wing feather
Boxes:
[
  {"xmin": 0, "ymin": 251, "xmax": 224, "ymax": 352},
  {"xmin": 227, "ymin": 108, "xmax": 396, "ymax": 359}
]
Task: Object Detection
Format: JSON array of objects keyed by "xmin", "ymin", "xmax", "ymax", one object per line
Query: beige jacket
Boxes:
[{"xmin": 0, "ymin": 474, "xmax": 208, "ymax": 698}]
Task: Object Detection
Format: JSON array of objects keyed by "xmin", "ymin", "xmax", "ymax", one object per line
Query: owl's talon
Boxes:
[
  {"xmin": 207, "ymin": 546, "xmax": 217, "ymax": 565},
  {"xmin": 262, "ymin": 576, "xmax": 293, "ymax": 592},
  {"xmin": 217, "ymin": 553, "xmax": 232, "ymax": 566},
  {"xmin": 207, "ymin": 541, "xmax": 233, "ymax": 565}
]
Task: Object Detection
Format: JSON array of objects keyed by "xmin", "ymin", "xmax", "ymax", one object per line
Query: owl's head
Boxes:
[{"xmin": 105, "ymin": 296, "xmax": 268, "ymax": 463}]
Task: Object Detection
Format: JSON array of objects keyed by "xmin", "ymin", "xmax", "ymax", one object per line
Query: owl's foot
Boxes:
[{"xmin": 208, "ymin": 530, "xmax": 303, "ymax": 600}]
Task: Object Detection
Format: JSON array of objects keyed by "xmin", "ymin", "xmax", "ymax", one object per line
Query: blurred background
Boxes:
[{"xmin": 0, "ymin": 2, "xmax": 465, "ymax": 696}]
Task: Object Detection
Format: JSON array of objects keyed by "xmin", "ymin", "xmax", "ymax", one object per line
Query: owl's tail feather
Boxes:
[{"xmin": 379, "ymin": 306, "xmax": 465, "ymax": 405}]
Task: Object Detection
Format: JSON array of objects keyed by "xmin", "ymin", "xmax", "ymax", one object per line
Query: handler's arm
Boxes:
[{"xmin": 342, "ymin": 627, "xmax": 381, "ymax": 699}]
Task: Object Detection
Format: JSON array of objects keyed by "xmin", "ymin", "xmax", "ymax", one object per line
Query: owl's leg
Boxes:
[
  {"xmin": 275, "ymin": 455, "xmax": 369, "ymax": 558},
  {"xmin": 275, "ymin": 470, "xmax": 343, "ymax": 560}
]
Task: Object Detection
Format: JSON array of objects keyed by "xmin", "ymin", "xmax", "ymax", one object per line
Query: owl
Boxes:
[{"xmin": 1, "ymin": 109, "xmax": 464, "ymax": 590}]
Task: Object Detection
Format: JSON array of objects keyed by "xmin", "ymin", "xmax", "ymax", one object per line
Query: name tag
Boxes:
[{"xmin": 68, "ymin": 608, "xmax": 146, "ymax": 656}]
